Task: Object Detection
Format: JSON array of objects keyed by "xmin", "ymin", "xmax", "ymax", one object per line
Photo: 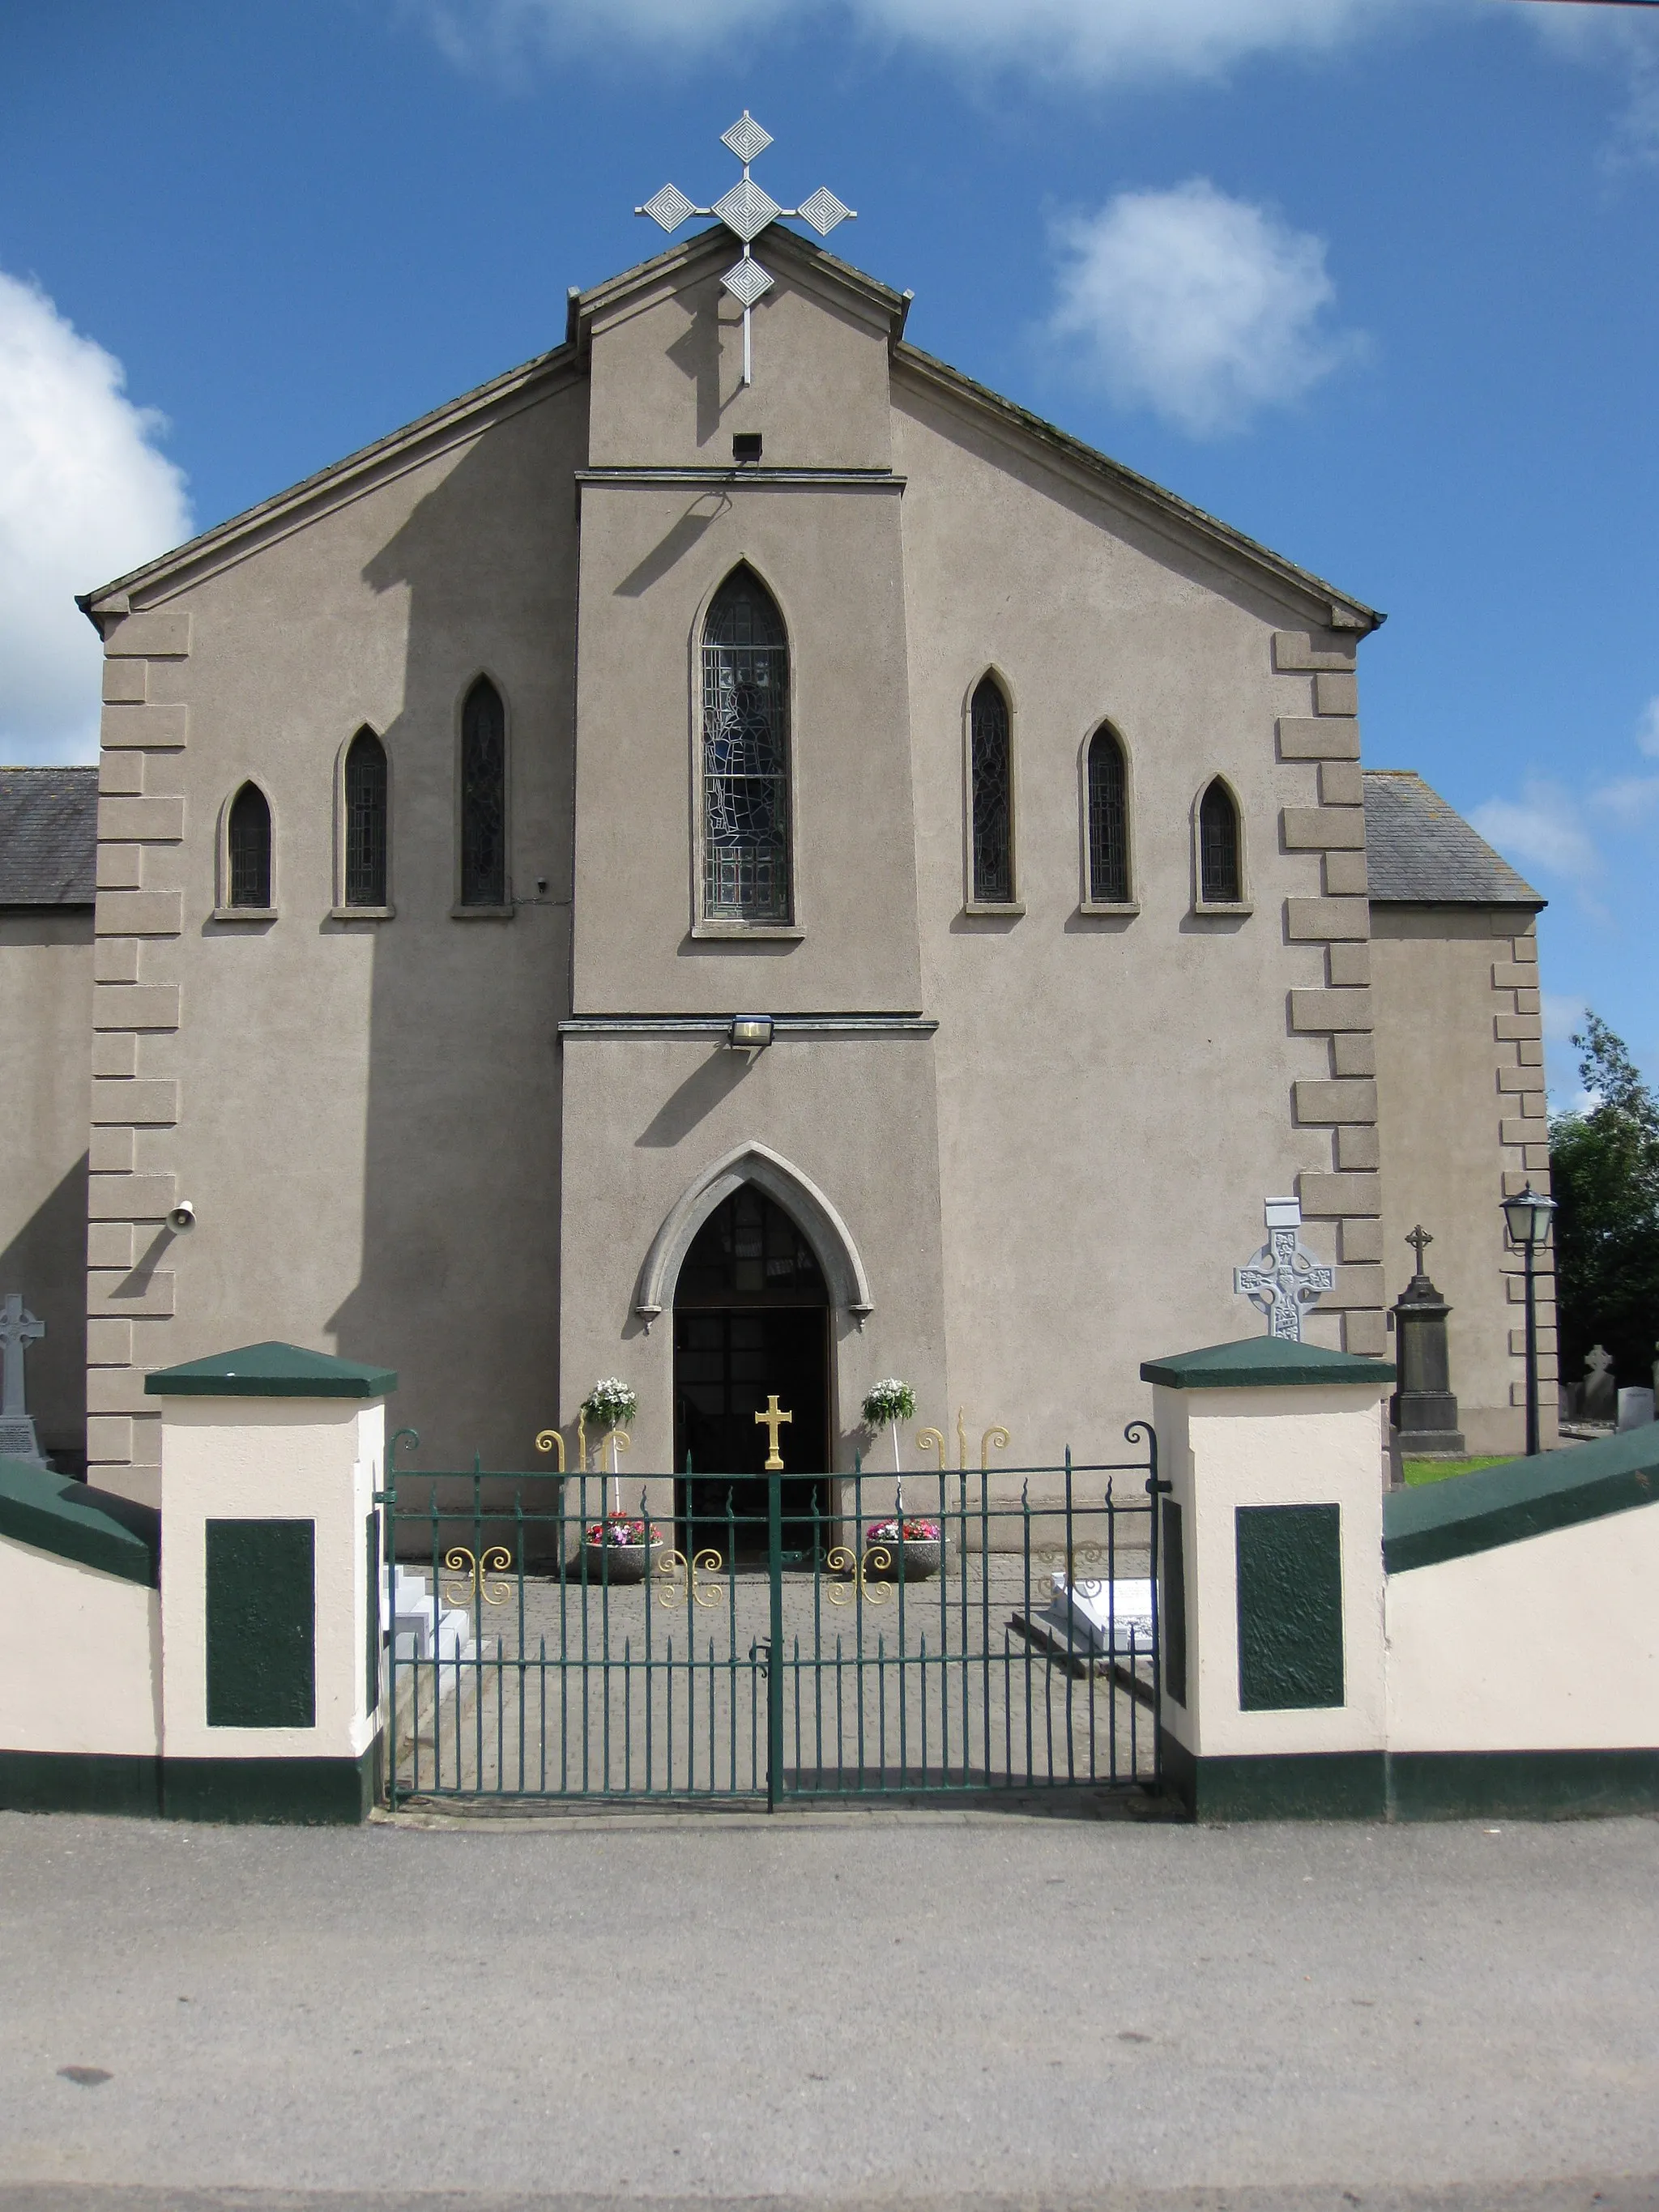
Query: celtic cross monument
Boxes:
[
  {"xmin": 0, "ymin": 1291, "xmax": 47, "ymax": 1468},
  {"xmin": 1233, "ymin": 1198, "xmax": 1335, "ymax": 1345}
]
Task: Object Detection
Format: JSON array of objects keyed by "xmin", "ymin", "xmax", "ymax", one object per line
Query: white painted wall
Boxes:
[
  {"xmin": 1387, "ymin": 1503, "xmax": 1659, "ymax": 1752},
  {"xmin": 0, "ymin": 1535, "xmax": 160, "ymax": 1756},
  {"xmin": 159, "ymin": 1396, "xmax": 383, "ymax": 1762}
]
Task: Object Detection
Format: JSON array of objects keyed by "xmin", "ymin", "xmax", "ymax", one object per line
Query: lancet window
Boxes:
[
  {"xmin": 459, "ymin": 677, "xmax": 506, "ymax": 908},
  {"xmin": 228, "ymin": 782, "xmax": 272, "ymax": 909},
  {"xmin": 1086, "ymin": 726, "xmax": 1129, "ymax": 903},
  {"xmin": 970, "ymin": 676, "xmax": 1013, "ymax": 905},
  {"xmin": 702, "ymin": 569, "xmax": 790, "ymax": 923},
  {"xmin": 343, "ymin": 727, "xmax": 388, "ymax": 908},
  {"xmin": 1199, "ymin": 778, "xmax": 1242, "ymax": 905}
]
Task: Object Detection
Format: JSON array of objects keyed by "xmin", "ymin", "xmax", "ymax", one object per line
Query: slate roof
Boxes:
[
  {"xmin": 0, "ymin": 767, "xmax": 97, "ymax": 906},
  {"xmin": 1363, "ymin": 769, "xmax": 1543, "ymax": 909}
]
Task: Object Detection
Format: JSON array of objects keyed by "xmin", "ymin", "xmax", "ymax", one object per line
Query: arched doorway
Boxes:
[{"xmin": 673, "ymin": 1183, "xmax": 830, "ymax": 1565}]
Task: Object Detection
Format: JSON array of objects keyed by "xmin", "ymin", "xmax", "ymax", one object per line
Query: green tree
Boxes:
[{"xmin": 1548, "ymin": 1013, "xmax": 1659, "ymax": 1394}]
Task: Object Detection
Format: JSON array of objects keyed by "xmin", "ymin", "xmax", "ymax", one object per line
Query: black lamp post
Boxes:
[{"xmin": 1501, "ymin": 1183, "xmax": 1558, "ymax": 1456}]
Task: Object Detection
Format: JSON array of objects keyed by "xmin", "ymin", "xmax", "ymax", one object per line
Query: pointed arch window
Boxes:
[
  {"xmin": 702, "ymin": 569, "xmax": 791, "ymax": 923},
  {"xmin": 1086, "ymin": 725, "xmax": 1130, "ymax": 904},
  {"xmin": 343, "ymin": 727, "xmax": 388, "ymax": 908},
  {"xmin": 970, "ymin": 676, "xmax": 1013, "ymax": 906},
  {"xmin": 459, "ymin": 677, "xmax": 506, "ymax": 908},
  {"xmin": 1198, "ymin": 778, "xmax": 1242, "ymax": 906},
  {"xmin": 227, "ymin": 782, "xmax": 271, "ymax": 909}
]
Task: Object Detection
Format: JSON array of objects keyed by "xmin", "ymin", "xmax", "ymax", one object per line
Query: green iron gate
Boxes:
[{"xmin": 380, "ymin": 1429, "xmax": 1163, "ymax": 1808}]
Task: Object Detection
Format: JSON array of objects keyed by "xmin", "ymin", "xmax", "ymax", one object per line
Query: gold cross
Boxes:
[{"xmin": 754, "ymin": 1395, "xmax": 792, "ymax": 1471}]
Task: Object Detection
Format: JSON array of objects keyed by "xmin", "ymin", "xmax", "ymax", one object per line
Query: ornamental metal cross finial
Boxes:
[
  {"xmin": 1233, "ymin": 1198, "xmax": 1336, "ymax": 1345},
  {"xmin": 637, "ymin": 113, "xmax": 856, "ymax": 388},
  {"xmin": 754, "ymin": 1394, "xmax": 793, "ymax": 1472},
  {"xmin": 1406, "ymin": 1224, "xmax": 1434, "ymax": 1278}
]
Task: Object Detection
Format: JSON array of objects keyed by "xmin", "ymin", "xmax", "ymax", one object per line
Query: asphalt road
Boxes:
[{"xmin": 2, "ymin": 1805, "xmax": 1656, "ymax": 2212}]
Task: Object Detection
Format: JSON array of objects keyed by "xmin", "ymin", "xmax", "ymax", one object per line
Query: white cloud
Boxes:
[
  {"xmin": 1521, "ymin": 5, "xmax": 1659, "ymax": 168},
  {"xmin": 1046, "ymin": 179, "xmax": 1360, "ymax": 437},
  {"xmin": 1470, "ymin": 781, "xmax": 1602, "ymax": 890},
  {"xmin": 414, "ymin": 0, "xmax": 1405, "ymax": 83},
  {"xmin": 0, "ymin": 272, "xmax": 191, "ymax": 765},
  {"xmin": 1638, "ymin": 697, "xmax": 1659, "ymax": 758}
]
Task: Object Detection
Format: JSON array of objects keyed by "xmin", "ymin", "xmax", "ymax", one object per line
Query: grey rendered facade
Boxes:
[{"xmin": 1, "ymin": 224, "xmax": 1553, "ymax": 1501}]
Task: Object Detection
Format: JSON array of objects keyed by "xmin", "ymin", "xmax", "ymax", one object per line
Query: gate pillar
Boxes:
[
  {"xmin": 1141, "ymin": 1336, "xmax": 1394, "ymax": 1821},
  {"xmin": 146, "ymin": 1340, "xmax": 396, "ymax": 1822}
]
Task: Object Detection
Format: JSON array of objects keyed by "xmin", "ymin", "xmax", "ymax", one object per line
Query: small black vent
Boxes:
[{"xmin": 732, "ymin": 433, "xmax": 763, "ymax": 464}]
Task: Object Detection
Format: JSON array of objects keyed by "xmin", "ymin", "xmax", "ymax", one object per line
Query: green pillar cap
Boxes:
[
  {"xmin": 1141, "ymin": 1336, "xmax": 1396, "ymax": 1390},
  {"xmin": 144, "ymin": 1341, "xmax": 398, "ymax": 1400}
]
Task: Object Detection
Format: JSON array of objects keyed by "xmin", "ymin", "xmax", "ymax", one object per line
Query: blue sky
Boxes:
[{"xmin": 2, "ymin": 1, "xmax": 1657, "ymax": 1099}]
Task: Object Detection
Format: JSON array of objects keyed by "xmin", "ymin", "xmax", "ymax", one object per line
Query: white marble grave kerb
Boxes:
[
  {"xmin": 0, "ymin": 1291, "xmax": 46, "ymax": 1468},
  {"xmin": 1233, "ymin": 1197, "xmax": 1335, "ymax": 1345}
]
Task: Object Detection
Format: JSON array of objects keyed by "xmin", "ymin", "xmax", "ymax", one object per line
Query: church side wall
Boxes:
[
  {"xmin": 87, "ymin": 380, "xmax": 586, "ymax": 1499},
  {"xmin": 1370, "ymin": 903, "xmax": 1549, "ymax": 1455},
  {"xmin": 0, "ymin": 909, "xmax": 92, "ymax": 1467},
  {"xmin": 892, "ymin": 377, "xmax": 1385, "ymax": 1463}
]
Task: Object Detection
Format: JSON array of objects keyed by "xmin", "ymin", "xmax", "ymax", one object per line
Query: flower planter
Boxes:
[
  {"xmin": 580, "ymin": 1517, "xmax": 663, "ymax": 1585},
  {"xmin": 580, "ymin": 1538, "xmax": 663, "ymax": 1585},
  {"xmin": 862, "ymin": 1527, "xmax": 943, "ymax": 1581}
]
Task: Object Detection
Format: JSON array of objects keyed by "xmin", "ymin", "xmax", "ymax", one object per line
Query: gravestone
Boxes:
[
  {"xmin": 1617, "ymin": 1387, "xmax": 1654, "ymax": 1434},
  {"xmin": 1581, "ymin": 1345, "xmax": 1617, "ymax": 1425},
  {"xmin": 0, "ymin": 1292, "xmax": 48, "ymax": 1468},
  {"xmin": 1389, "ymin": 1228, "xmax": 1465, "ymax": 1456}
]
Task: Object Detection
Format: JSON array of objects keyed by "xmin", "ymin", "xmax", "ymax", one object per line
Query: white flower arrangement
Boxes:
[
  {"xmin": 861, "ymin": 1379, "xmax": 915, "ymax": 1430},
  {"xmin": 582, "ymin": 1379, "xmax": 638, "ymax": 1430}
]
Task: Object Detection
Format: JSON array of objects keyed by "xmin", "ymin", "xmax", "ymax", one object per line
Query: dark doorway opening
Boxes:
[{"xmin": 673, "ymin": 1185, "xmax": 830, "ymax": 1563}]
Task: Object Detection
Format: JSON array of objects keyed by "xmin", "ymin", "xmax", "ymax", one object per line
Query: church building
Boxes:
[{"xmin": 0, "ymin": 149, "xmax": 1555, "ymax": 1506}]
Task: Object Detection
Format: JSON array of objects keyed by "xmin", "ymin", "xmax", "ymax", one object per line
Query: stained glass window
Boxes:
[
  {"xmin": 1199, "ymin": 778, "xmax": 1242, "ymax": 904},
  {"xmin": 1087, "ymin": 726, "xmax": 1129, "ymax": 903},
  {"xmin": 460, "ymin": 678, "xmax": 505, "ymax": 908},
  {"xmin": 702, "ymin": 569, "xmax": 790, "ymax": 923},
  {"xmin": 970, "ymin": 676, "xmax": 1013, "ymax": 904},
  {"xmin": 228, "ymin": 782, "xmax": 271, "ymax": 908},
  {"xmin": 343, "ymin": 727, "xmax": 387, "ymax": 908}
]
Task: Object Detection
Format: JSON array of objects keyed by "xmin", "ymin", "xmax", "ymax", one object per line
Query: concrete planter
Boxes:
[
  {"xmin": 580, "ymin": 1538, "xmax": 663, "ymax": 1586},
  {"xmin": 864, "ymin": 1536, "xmax": 942, "ymax": 1581}
]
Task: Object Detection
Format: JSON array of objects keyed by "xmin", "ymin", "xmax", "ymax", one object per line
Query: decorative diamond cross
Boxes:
[
  {"xmin": 635, "ymin": 112, "xmax": 856, "ymax": 388},
  {"xmin": 1233, "ymin": 1197, "xmax": 1335, "ymax": 1345}
]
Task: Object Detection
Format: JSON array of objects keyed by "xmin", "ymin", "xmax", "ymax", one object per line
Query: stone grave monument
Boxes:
[
  {"xmin": 1581, "ymin": 1345, "xmax": 1617, "ymax": 1426},
  {"xmin": 0, "ymin": 1293, "xmax": 48, "ymax": 1469},
  {"xmin": 1388, "ymin": 1227, "xmax": 1465, "ymax": 1458}
]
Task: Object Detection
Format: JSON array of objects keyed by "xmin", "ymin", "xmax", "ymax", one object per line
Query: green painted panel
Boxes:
[
  {"xmin": 1389, "ymin": 1750, "xmax": 1659, "ymax": 1822},
  {"xmin": 365, "ymin": 1511, "xmax": 381, "ymax": 1717},
  {"xmin": 1161, "ymin": 1497, "xmax": 1188, "ymax": 1707},
  {"xmin": 206, "ymin": 1519, "xmax": 315, "ymax": 1728},
  {"xmin": 1235, "ymin": 1502, "xmax": 1345, "ymax": 1711},
  {"xmin": 163, "ymin": 1745, "xmax": 380, "ymax": 1824},
  {"xmin": 1159, "ymin": 1735, "xmax": 1388, "ymax": 1821},
  {"xmin": 0, "ymin": 1749, "xmax": 162, "ymax": 1817}
]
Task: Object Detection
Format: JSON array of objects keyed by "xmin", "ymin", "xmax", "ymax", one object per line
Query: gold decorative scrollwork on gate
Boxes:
[
  {"xmin": 535, "ymin": 1427, "xmax": 566, "ymax": 1472},
  {"xmin": 826, "ymin": 1544, "xmax": 893, "ymax": 1606},
  {"xmin": 654, "ymin": 1548, "xmax": 727, "ymax": 1609},
  {"xmin": 981, "ymin": 1425, "xmax": 1010, "ymax": 1472},
  {"xmin": 443, "ymin": 1545, "xmax": 513, "ymax": 1608}
]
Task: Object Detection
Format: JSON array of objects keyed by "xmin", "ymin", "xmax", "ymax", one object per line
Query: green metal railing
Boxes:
[{"xmin": 379, "ymin": 1427, "xmax": 1162, "ymax": 1809}]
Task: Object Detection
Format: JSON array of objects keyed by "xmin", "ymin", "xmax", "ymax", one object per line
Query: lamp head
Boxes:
[{"xmin": 1501, "ymin": 1183, "xmax": 1557, "ymax": 1250}]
